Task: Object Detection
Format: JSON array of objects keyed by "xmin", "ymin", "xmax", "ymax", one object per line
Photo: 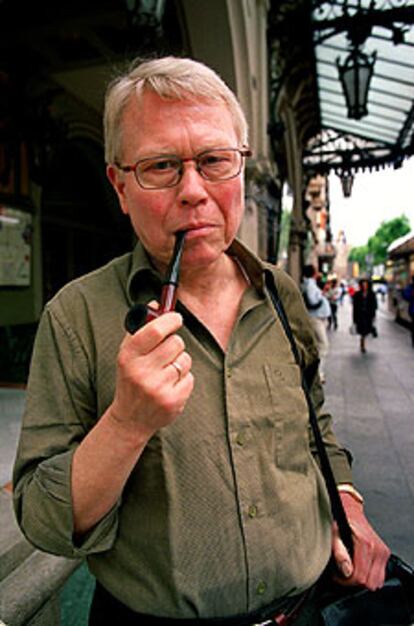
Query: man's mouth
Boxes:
[{"xmin": 176, "ymin": 224, "xmax": 215, "ymax": 237}]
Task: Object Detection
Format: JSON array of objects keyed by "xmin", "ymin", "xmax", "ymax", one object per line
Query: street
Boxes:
[{"xmin": 324, "ymin": 295, "xmax": 414, "ymax": 565}]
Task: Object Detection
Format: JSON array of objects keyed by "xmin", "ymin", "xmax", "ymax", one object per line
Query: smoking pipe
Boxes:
[{"xmin": 125, "ymin": 231, "xmax": 187, "ymax": 334}]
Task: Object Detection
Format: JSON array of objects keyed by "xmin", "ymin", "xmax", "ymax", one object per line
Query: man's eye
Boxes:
[
  {"xmin": 201, "ymin": 152, "xmax": 232, "ymax": 167},
  {"xmin": 154, "ymin": 159, "xmax": 178, "ymax": 171},
  {"xmin": 202, "ymin": 154, "xmax": 227, "ymax": 165},
  {"xmin": 142, "ymin": 159, "xmax": 178, "ymax": 173}
]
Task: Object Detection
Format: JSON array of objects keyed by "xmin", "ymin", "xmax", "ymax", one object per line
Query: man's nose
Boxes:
[{"xmin": 176, "ymin": 162, "xmax": 209, "ymax": 206}]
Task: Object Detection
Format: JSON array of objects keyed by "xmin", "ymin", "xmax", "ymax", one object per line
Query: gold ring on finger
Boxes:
[{"xmin": 171, "ymin": 360, "xmax": 183, "ymax": 382}]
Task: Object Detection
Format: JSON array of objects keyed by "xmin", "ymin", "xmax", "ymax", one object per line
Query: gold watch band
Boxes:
[{"xmin": 337, "ymin": 483, "xmax": 364, "ymax": 505}]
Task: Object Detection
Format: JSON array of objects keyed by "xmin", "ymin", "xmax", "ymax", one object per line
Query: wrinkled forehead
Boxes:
[
  {"xmin": 130, "ymin": 86, "xmax": 240, "ymax": 130},
  {"xmin": 119, "ymin": 90, "xmax": 239, "ymax": 154}
]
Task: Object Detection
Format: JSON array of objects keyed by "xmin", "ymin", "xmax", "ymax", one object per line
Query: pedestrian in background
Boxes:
[
  {"xmin": 352, "ymin": 278, "xmax": 377, "ymax": 353},
  {"xmin": 339, "ymin": 279, "xmax": 347, "ymax": 305},
  {"xmin": 302, "ymin": 264, "xmax": 331, "ymax": 382},
  {"xmin": 402, "ymin": 275, "xmax": 414, "ymax": 347},
  {"xmin": 325, "ymin": 277, "xmax": 341, "ymax": 330},
  {"xmin": 377, "ymin": 283, "xmax": 387, "ymax": 303}
]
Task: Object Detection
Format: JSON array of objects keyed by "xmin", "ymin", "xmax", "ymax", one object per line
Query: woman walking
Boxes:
[{"xmin": 352, "ymin": 278, "xmax": 377, "ymax": 353}]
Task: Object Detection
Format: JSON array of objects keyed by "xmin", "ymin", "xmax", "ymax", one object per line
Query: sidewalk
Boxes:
[
  {"xmin": 0, "ymin": 387, "xmax": 25, "ymax": 489},
  {"xmin": 323, "ymin": 296, "xmax": 414, "ymax": 564}
]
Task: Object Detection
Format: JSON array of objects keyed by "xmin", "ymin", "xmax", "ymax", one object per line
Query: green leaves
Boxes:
[{"xmin": 348, "ymin": 215, "xmax": 411, "ymax": 271}]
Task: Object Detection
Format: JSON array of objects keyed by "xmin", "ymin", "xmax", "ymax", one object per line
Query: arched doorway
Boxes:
[{"xmin": 41, "ymin": 138, "xmax": 132, "ymax": 303}]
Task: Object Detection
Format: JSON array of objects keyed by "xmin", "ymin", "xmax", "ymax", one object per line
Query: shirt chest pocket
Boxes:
[{"xmin": 263, "ymin": 363, "xmax": 310, "ymax": 475}]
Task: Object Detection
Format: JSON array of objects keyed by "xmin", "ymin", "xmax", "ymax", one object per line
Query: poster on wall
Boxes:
[{"xmin": 0, "ymin": 205, "xmax": 32, "ymax": 287}]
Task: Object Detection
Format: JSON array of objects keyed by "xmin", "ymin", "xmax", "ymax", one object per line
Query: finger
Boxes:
[
  {"xmin": 365, "ymin": 559, "xmax": 384, "ymax": 591},
  {"xmin": 332, "ymin": 524, "xmax": 354, "ymax": 580},
  {"xmin": 127, "ymin": 312, "xmax": 183, "ymax": 355},
  {"xmin": 333, "ymin": 525, "xmax": 373, "ymax": 587},
  {"xmin": 353, "ymin": 546, "xmax": 374, "ymax": 588},
  {"xmin": 346, "ymin": 510, "xmax": 390, "ymax": 589},
  {"xmin": 167, "ymin": 351, "xmax": 192, "ymax": 386},
  {"xmin": 117, "ymin": 332, "xmax": 186, "ymax": 400},
  {"xmin": 149, "ymin": 333, "xmax": 186, "ymax": 372},
  {"xmin": 364, "ymin": 542, "xmax": 390, "ymax": 590},
  {"xmin": 173, "ymin": 371, "xmax": 195, "ymax": 407}
]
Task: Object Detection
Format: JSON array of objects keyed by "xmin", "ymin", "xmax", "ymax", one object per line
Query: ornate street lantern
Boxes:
[
  {"xmin": 336, "ymin": 48, "xmax": 376, "ymax": 120},
  {"xmin": 124, "ymin": 0, "xmax": 166, "ymax": 49},
  {"xmin": 339, "ymin": 171, "xmax": 354, "ymax": 198}
]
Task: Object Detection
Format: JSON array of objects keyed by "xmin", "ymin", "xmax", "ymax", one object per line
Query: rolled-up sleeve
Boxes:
[{"xmin": 13, "ymin": 304, "xmax": 119, "ymax": 558}]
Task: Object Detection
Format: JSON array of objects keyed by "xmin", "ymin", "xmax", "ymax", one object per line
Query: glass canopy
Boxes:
[{"xmin": 304, "ymin": 0, "xmax": 414, "ymax": 174}]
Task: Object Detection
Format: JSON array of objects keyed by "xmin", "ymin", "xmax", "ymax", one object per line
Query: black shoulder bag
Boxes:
[
  {"xmin": 265, "ymin": 271, "xmax": 414, "ymax": 626},
  {"xmin": 302, "ymin": 288, "xmax": 323, "ymax": 311}
]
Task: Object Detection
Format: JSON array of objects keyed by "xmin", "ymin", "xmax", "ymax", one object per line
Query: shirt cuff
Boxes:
[{"xmin": 15, "ymin": 448, "xmax": 118, "ymax": 558}]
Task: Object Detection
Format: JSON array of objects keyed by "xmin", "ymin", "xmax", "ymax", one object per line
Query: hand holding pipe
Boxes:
[{"xmin": 125, "ymin": 231, "xmax": 186, "ymax": 334}]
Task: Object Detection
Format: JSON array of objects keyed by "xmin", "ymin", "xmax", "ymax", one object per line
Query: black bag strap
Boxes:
[{"xmin": 265, "ymin": 270, "xmax": 354, "ymax": 557}]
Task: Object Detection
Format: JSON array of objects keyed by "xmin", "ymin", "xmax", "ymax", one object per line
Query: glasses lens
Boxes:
[
  {"xmin": 136, "ymin": 156, "xmax": 181, "ymax": 189},
  {"xmin": 198, "ymin": 150, "xmax": 241, "ymax": 181}
]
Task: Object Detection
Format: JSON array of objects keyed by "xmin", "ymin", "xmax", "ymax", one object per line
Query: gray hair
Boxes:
[{"xmin": 104, "ymin": 56, "xmax": 248, "ymax": 164}]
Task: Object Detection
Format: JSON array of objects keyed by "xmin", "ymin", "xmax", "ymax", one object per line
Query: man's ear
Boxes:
[{"xmin": 107, "ymin": 164, "xmax": 129, "ymax": 215}]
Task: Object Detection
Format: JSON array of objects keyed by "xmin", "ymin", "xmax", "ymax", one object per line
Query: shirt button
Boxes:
[
  {"xmin": 248, "ymin": 504, "xmax": 258, "ymax": 518},
  {"xmin": 226, "ymin": 368, "xmax": 232, "ymax": 379},
  {"xmin": 236, "ymin": 431, "xmax": 246, "ymax": 446},
  {"xmin": 256, "ymin": 580, "xmax": 267, "ymax": 595}
]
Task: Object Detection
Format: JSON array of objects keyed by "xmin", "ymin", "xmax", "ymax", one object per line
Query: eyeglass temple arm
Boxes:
[{"xmin": 114, "ymin": 162, "xmax": 134, "ymax": 173}]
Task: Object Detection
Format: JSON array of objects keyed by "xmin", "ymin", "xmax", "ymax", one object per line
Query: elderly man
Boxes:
[{"xmin": 13, "ymin": 56, "xmax": 389, "ymax": 626}]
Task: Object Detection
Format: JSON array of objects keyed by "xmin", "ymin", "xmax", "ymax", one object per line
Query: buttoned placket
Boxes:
[{"xmin": 223, "ymin": 298, "xmax": 275, "ymax": 611}]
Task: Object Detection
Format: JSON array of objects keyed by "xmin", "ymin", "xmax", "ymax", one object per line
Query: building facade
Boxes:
[{"xmin": 1, "ymin": 0, "xmax": 294, "ymax": 382}]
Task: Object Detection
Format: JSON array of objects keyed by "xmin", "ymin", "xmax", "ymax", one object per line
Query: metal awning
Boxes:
[
  {"xmin": 387, "ymin": 230, "xmax": 414, "ymax": 255},
  {"xmin": 303, "ymin": 0, "xmax": 414, "ymax": 175}
]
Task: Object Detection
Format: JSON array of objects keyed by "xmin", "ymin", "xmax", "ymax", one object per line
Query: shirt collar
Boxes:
[
  {"xmin": 126, "ymin": 242, "xmax": 163, "ymax": 306},
  {"xmin": 226, "ymin": 239, "xmax": 266, "ymax": 293},
  {"xmin": 126, "ymin": 238, "xmax": 267, "ymax": 305}
]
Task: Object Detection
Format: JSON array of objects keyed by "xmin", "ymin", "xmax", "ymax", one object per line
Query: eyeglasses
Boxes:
[{"xmin": 114, "ymin": 147, "xmax": 251, "ymax": 190}]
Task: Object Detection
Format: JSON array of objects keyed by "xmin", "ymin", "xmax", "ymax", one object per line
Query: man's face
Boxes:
[{"xmin": 107, "ymin": 91, "xmax": 245, "ymax": 273}]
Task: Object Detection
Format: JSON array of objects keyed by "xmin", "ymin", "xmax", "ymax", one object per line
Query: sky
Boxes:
[{"xmin": 328, "ymin": 156, "xmax": 414, "ymax": 247}]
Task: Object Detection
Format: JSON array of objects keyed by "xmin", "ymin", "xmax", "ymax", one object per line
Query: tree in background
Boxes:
[{"xmin": 348, "ymin": 215, "xmax": 411, "ymax": 274}]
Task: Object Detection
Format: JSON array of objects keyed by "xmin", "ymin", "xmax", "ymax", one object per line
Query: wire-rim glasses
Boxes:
[{"xmin": 114, "ymin": 147, "xmax": 251, "ymax": 190}]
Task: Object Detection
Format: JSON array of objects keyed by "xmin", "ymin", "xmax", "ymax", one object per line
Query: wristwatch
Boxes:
[{"xmin": 337, "ymin": 483, "xmax": 364, "ymax": 505}]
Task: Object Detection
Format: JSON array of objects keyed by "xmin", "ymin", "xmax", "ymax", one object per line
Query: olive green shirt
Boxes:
[{"xmin": 13, "ymin": 239, "xmax": 352, "ymax": 619}]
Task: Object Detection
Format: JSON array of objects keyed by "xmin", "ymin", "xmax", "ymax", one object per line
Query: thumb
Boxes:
[
  {"xmin": 148, "ymin": 300, "xmax": 160, "ymax": 310},
  {"xmin": 332, "ymin": 529, "xmax": 354, "ymax": 579}
]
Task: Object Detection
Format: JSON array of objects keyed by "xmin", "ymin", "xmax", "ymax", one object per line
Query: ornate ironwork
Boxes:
[
  {"xmin": 311, "ymin": 0, "xmax": 414, "ymax": 46},
  {"xmin": 268, "ymin": 0, "xmax": 319, "ymax": 177},
  {"xmin": 303, "ymin": 128, "xmax": 413, "ymax": 173}
]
